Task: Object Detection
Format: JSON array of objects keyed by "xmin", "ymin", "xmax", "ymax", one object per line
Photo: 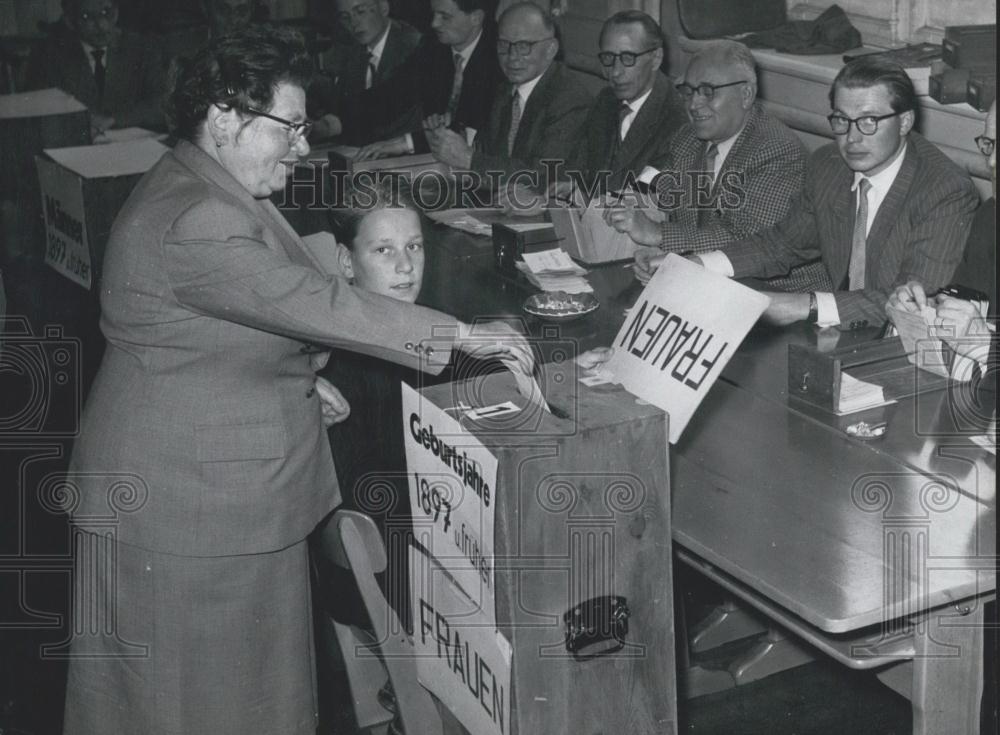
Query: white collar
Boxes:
[
  {"xmin": 453, "ymin": 29, "xmax": 482, "ymax": 66},
  {"xmin": 514, "ymin": 68, "xmax": 547, "ymax": 105},
  {"xmin": 711, "ymin": 122, "xmax": 748, "ymax": 165},
  {"xmin": 852, "ymin": 140, "xmax": 908, "ymax": 194},
  {"xmin": 367, "ymin": 23, "xmax": 391, "ymax": 60},
  {"xmin": 623, "ymin": 85, "xmax": 653, "ymax": 115}
]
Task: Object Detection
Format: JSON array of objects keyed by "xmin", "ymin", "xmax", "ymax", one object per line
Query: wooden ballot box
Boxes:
[
  {"xmin": 35, "ymin": 138, "xmax": 168, "ymax": 289},
  {"xmin": 404, "ymin": 360, "xmax": 677, "ymax": 735},
  {"xmin": 0, "ymin": 89, "xmax": 90, "ymax": 260}
]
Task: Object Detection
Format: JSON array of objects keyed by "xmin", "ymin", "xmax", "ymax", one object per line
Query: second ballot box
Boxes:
[{"xmin": 403, "ymin": 357, "xmax": 677, "ymax": 735}]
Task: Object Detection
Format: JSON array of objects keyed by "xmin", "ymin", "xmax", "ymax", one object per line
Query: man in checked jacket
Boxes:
[
  {"xmin": 625, "ymin": 54, "xmax": 979, "ymax": 331},
  {"xmin": 605, "ymin": 40, "xmax": 831, "ymax": 293}
]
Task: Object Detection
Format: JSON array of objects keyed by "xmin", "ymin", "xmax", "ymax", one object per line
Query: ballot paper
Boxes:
[
  {"xmin": 887, "ymin": 303, "xmax": 955, "ymax": 379},
  {"xmin": 425, "ymin": 208, "xmax": 494, "ymax": 237},
  {"xmin": 501, "ymin": 354, "xmax": 550, "ymax": 414},
  {"xmin": 837, "ymin": 372, "xmax": 891, "ymax": 414},
  {"xmin": 516, "ymin": 248, "xmax": 593, "ymax": 293},
  {"xmin": 0, "ymin": 88, "xmax": 86, "ymax": 119},
  {"xmin": 93, "ymin": 127, "xmax": 161, "ymax": 144}
]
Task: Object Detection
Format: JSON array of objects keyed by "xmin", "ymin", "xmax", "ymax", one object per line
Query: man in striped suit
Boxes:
[{"xmin": 679, "ymin": 56, "xmax": 978, "ymax": 330}]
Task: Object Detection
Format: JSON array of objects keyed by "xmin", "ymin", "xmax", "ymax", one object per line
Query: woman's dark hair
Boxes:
[
  {"xmin": 328, "ymin": 177, "xmax": 421, "ymax": 250},
  {"xmin": 829, "ymin": 56, "xmax": 917, "ymax": 115},
  {"xmin": 166, "ymin": 24, "xmax": 313, "ymax": 142}
]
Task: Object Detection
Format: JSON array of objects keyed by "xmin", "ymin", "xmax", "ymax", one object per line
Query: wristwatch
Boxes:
[{"xmin": 807, "ymin": 292, "xmax": 819, "ymax": 324}]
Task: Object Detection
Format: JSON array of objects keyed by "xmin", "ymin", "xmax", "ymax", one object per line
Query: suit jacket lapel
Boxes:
[
  {"xmin": 865, "ymin": 142, "xmax": 916, "ymax": 274},
  {"xmin": 615, "ymin": 73, "xmax": 667, "ymax": 170},
  {"xmin": 828, "ymin": 163, "xmax": 855, "ymax": 287},
  {"xmin": 512, "ymin": 63, "xmax": 558, "ymax": 153}
]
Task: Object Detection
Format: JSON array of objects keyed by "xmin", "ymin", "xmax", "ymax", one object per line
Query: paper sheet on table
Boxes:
[
  {"xmin": 505, "ymin": 222, "xmax": 552, "ymax": 233},
  {"xmin": 93, "ymin": 127, "xmax": 161, "ymax": 144},
  {"xmin": 44, "ymin": 138, "xmax": 169, "ymax": 178},
  {"xmin": 886, "ymin": 303, "xmax": 952, "ymax": 378},
  {"xmin": 501, "ymin": 355, "xmax": 550, "ymax": 414},
  {"xmin": 520, "ymin": 248, "xmax": 586, "ymax": 275},
  {"xmin": 425, "ymin": 208, "xmax": 494, "ymax": 237},
  {"xmin": 836, "ymin": 372, "xmax": 893, "ymax": 414},
  {"xmin": 0, "ymin": 88, "xmax": 86, "ymax": 119},
  {"xmin": 330, "ymin": 144, "xmax": 360, "ymax": 160}
]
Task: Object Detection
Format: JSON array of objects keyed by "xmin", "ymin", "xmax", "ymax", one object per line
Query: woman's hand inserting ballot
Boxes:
[{"xmin": 315, "ymin": 376, "xmax": 351, "ymax": 427}]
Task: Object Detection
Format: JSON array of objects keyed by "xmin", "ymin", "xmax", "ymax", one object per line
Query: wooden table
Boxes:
[
  {"xmin": 416, "ymin": 215, "xmax": 995, "ymax": 734},
  {"xmin": 286, "ymin": 193, "xmax": 995, "ymax": 734}
]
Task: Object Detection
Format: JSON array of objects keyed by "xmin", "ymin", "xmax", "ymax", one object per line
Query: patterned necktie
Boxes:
[
  {"xmin": 447, "ymin": 52, "xmax": 464, "ymax": 120},
  {"xmin": 704, "ymin": 143, "xmax": 719, "ymax": 187},
  {"xmin": 364, "ymin": 50, "xmax": 377, "ymax": 90},
  {"xmin": 847, "ymin": 178, "xmax": 872, "ymax": 290},
  {"xmin": 507, "ymin": 90, "xmax": 522, "ymax": 155},
  {"xmin": 91, "ymin": 48, "xmax": 106, "ymax": 104}
]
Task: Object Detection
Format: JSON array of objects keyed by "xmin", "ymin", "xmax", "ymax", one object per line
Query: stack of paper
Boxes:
[
  {"xmin": 837, "ymin": 372, "xmax": 889, "ymax": 414},
  {"xmin": 516, "ymin": 248, "xmax": 592, "ymax": 294}
]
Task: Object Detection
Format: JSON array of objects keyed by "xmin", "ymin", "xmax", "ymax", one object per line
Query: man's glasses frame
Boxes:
[
  {"xmin": 597, "ymin": 47, "xmax": 660, "ymax": 68},
  {"xmin": 497, "ymin": 37, "xmax": 554, "ymax": 57},
  {"xmin": 827, "ymin": 112, "xmax": 899, "ymax": 136},
  {"xmin": 974, "ymin": 135, "xmax": 994, "ymax": 156},
  {"xmin": 245, "ymin": 107, "xmax": 313, "ymax": 142},
  {"xmin": 675, "ymin": 80, "xmax": 747, "ymax": 100}
]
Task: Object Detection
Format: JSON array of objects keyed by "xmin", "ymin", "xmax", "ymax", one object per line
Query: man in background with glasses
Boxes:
[
  {"xmin": 562, "ymin": 10, "xmax": 684, "ymax": 197},
  {"xmin": 309, "ymin": 0, "xmax": 422, "ymax": 144},
  {"xmin": 25, "ymin": 0, "xmax": 168, "ymax": 137},
  {"xmin": 607, "ymin": 40, "xmax": 830, "ymax": 294},
  {"xmin": 425, "ymin": 2, "xmax": 591, "ymax": 187},
  {"xmin": 685, "ymin": 55, "xmax": 978, "ymax": 330}
]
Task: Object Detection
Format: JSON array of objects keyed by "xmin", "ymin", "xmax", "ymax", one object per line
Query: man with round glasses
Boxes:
[
  {"xmin": 425, "ymin": 2, "xmax": 591, "ymax": 185},
  {"xmin": 563, "ymin": 10, "xmax": 684, "ymax": 196},
  {"xmin": 605, "ymin": 40, "xmax": 830, "ymax": 294},
  {"xmin": 26, "ymin": 0, "xmax": 168, "ymax": 136},
  {"xmin": 685, "ymin": 55, "xmax": 978, "ymax": 330}
]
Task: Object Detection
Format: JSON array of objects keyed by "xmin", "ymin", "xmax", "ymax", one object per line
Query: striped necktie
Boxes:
[
  {"xmin": 446, "ymin": 52, "xmax": 464, "ymax": 120},
  {"xmin": 507, "ymin": 90, "xmax": 522, "ymax": 155},
  {"xmin": 847, "ymin": 178, "xmax": 872, "ymax": 290}
]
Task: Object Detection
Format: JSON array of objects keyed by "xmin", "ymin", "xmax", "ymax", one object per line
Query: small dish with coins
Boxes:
[{"xmin": 523, "ymin": 291, "xmax": 600, "ymax": 322}]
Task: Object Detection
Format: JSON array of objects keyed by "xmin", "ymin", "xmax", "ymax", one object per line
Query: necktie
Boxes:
[
  {"xmin": 507, "ymin": 90, "xmax": 522, "ymax": 155},
  {"xmin": 847, "ymin": 178, "xmax": 872, "ymax": 290},
  {"xmin": 447, "ymin": 52, "xmax": 464, "ymax": 120},
  {"xmin": 618, "ymin": 101, "xmax": 632, "ymax": 142},
  {"xmin": 91, "ymin": 48, "xmax": 106, "ymax": 104},
  {"xmin": 364, "ymin": 50, "xmax": 378, "ymax": 90},
  {"xmin": 704, "ymin": 143, "xmax": 719, "ymax": 187}
]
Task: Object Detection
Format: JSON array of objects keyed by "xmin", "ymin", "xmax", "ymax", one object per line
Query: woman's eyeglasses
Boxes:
[
  {"xmin": 597, "ymin": 47, "xmax": 659, "ymax": 68},
  {"xmin": 244, "ymin": 107, "xmax": 313, "ymax": 142},
  {"xmin": 827, "ymin": 112, "xmax": 899, "ymax": 136}
]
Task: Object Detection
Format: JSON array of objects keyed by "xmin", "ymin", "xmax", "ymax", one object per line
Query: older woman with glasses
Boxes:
[{"xmin": 62, "ymin": 25, "xmax": 530, "ymax": 735}]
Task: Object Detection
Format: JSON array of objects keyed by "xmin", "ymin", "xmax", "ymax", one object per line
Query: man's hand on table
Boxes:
[
  {"xmin": 887, "ymin": 280, "xmax": 929, "ymax": 314},
  {"xmin": 356, "ymin": 135, "xmax": 410, "ymax": 161},
  {"xmin": 315, "ymin": 376, "xmax": 351, "ymax": 427},
  {"xmin": 90, "ymin": 113, "xmax": 116, "ymax": 140},
  {"xmin": 934, "ymin": 296, "xmax": 991, "ymax": 359},
  {"xmin": 455, "ymin": 321, "xmax": 534, "ymax": 375},
  {"xmin": 499, "ymin": 181, "xmax": 547, "ymax": 216},
  {"xmin": 760, "ymin": 292, "xmax": 810, "ymax": 326},
  {"xmin": 633, "ymin": 247, "xmax": 664, "ymax": 284},
  {"xmin": 576, "ymin": 347, "xmax": 614, "ymax": 370},
  {"xmin": 426, "ymin": 127, "xmax": 472, "ymax": 169}
]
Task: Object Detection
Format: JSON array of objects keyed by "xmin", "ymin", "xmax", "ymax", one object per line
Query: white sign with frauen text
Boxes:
[
  {"xmin": 403, "ymin": 382, "xmax": 499, "ymax": 623},
  {"xmin": 410, "ymin": 545, "xmax": 512, "ymax": 735},
  {"xmin": 36, "ymin": 156, "xmax": 92, "ymax": 289},
  {"xmin": 604, "ymin": 253, "xmax": 769, "ymax": 443}
]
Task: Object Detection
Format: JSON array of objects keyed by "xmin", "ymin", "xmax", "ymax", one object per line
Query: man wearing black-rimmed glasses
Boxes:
[
  {"xmin": 687, "ymin": 55, "xmax": 978, "ymax": 330},
  {"xmin": 607, "ymin": 39, "xmax": 831, "ymax": 294},
  {"xmin": 563, "ymin": 9, "xmax": 684, "ymax": 196}
]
